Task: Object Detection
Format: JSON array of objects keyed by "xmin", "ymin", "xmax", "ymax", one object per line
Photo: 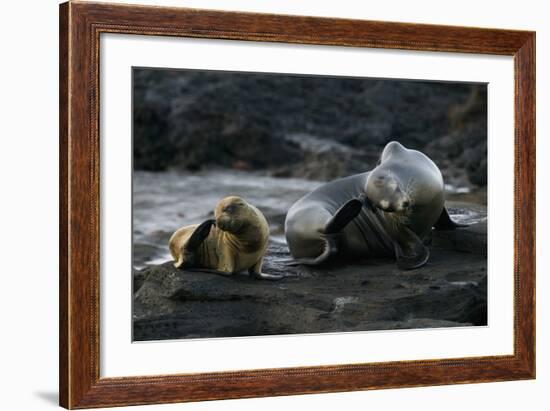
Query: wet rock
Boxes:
[
  {"xmin": 434, "ymin": 220, "xmax": 487, "ymax": 255},
  {"xmin": 433, "ymin": 201, "xmax": 487, "ymax": 255},
  {"xmin": 133, "ymin": 243, "xmax": 164, "ymax": 269},
  {"xmin": 133, "ymin": 213, "xmax": 488, "ymax": 341}
]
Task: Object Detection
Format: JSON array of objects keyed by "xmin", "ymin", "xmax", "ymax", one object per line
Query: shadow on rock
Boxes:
[{"xmin": 133, "ymin": 213, "xmax": 488, "ymax": 341}]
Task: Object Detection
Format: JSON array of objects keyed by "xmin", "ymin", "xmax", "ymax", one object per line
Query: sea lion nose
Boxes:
[{"xmin": 402, "ymin": 200, "xmax": 410, "ymax": 208}]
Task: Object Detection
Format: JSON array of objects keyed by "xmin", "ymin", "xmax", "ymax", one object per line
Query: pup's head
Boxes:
[{"xmin": 214, "ymin": 196, "xmax": 252, "ymax": 234}]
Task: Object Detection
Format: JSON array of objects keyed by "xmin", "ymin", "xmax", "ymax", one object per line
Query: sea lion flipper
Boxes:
[
  {"xmin": 392, "ymin": 226, "xmax": 430, "ymax": 270},
  {"xmin": 324, "ymin": 199, "xmax": 363, "ymax": 234},
  {"xmin": 434, "ymin": 207, "xmax": 468, "ymax": 230},
  {"xmin": 287, "ymin": 233, "xmax": 340, "ymax": 266},
  {"xmin": 249, "ymin": 259, "xmax": 284, "ymax": 280},
  {"xmin": 185, "ymin": 219, "xmax": 216, "ymax": 251},
  {"xmin": 250, "ymin": 271, "xmax": 285, "ymax": 281}
]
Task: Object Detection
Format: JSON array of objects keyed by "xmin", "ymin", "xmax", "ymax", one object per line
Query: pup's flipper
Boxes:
[
  {"xmin": 185, "ymin": 268, "xmax": 234, "ymax": 277},
  {"xmin": 324, "ymin": 199, "xmax": 363, "ymax": 234},
  {"xmin": 433, "ymin": 207, "xmax": 468, "ymax": 230},
  {"xmin": 250, "ymin": 271, "xmax": 285, "ymax": 281},
  {"xmin": 185, "ymin": 219, "xmax": 216, "ymax": 251}
]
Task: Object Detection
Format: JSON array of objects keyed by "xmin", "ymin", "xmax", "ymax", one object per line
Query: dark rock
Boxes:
[
  {"xmin": 133, "ymin": 69, "xmax": 487, "ymax": 189},
  {"xmin": 433, "ymin": 202, "xmax": 487, "ymax": 254},
  {"xmin": 133, "ymin": 269, "xmax": 148, "ymax": 293},
  {"xmin": 132, "ymin": 243, "xmax": 164, "ymax": 269},
  {"xmin": 133, "ymin": 216, "xmax": 487, "ymax": 341},
  {"xmin": 434, "ymin": 220, "xmax": 487, "ymax": 255},
  {"xmin": 271, "ymin": 133, "xmax": 379, "ymax": 181}
]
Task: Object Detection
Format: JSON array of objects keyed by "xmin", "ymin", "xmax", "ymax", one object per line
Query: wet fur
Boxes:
[
  {"xmin": 285, "ymin": 141, "xmax": 453, "ymax": 269},
  {"xmin": 169, "ymin": 196, "xmax": 271, "ymax": 277}
]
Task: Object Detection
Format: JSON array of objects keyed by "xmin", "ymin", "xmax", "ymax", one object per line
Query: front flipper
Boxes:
[
  {"xmin": 178, "ymin": 219, "xmax": 216, "ymax": 269},
  {"xmin": 324, "ymin": 199, "xmax": 363, "ymax": 234},
  {"xmin": 392, "ymin": 226, "xmax": 430, "ymax": 270},
  {"xmin": 434, "ymin": 207, "xmax": 468, "ymax": 230},
  {"xmin": 185, "ymin": 219, "xmax": 216, "ymax": 251},
  {"xmin": 287, "ymin": 233, "xmax": 340, "ymax": 266}
]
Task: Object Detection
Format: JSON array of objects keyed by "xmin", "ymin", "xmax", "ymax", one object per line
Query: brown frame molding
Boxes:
[{"xmin": 59, "ymin": 1, "xmax": 535, "ymax": 408}]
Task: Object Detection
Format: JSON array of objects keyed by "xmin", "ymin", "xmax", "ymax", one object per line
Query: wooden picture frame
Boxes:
[{"xmin": 59, "ymin": 1, "xmax": 535, "ymax": 408}]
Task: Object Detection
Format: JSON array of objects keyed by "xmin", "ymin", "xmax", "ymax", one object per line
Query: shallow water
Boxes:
[
  {"xmin": 133, "ymin": 170, "xmax": 484, "ymax": 269},
  {"xmin": 133, "ymin": 170, "xmax": 322, "ymax": 268}
]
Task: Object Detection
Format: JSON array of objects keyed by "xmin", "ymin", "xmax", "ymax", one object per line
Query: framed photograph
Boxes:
[{"xmin": 59, "ymin": 1, "xmax": 535, "ymax": 409}]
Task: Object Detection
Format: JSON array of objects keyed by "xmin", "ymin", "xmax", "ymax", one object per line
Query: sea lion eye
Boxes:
[{"xmin": 222, "ymin": 205, "xmax": 235, "ymax": 213}]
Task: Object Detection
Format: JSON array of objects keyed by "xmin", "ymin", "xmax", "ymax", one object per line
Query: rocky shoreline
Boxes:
[
  {"xmin": 131, "ymin": 69, "xmax": 489, "ymax": 342},
  {"xmin": 133, "ymin": 204, "xmax": 487, "ymax": 341},
  {"xmin": 134, "ymin": 69, "xmax": 487, "ymax": 188}
]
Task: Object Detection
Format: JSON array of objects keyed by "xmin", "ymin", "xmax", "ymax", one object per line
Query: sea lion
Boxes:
[
  {"xmin": 284, "ymin": 141, "xmax": 463, "ymax": 270},
  {"xmin": 169, "ymin": 196, "xmax": 282, "ymax": 280}
]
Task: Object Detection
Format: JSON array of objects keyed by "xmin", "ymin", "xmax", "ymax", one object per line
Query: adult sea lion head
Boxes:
[
  {"xmin": 365, "ymin": 144, "xmax": 412, "ymax": 213},
  {"xmin": 365, "ymin": 169, "xmax": 411, "ymax": 213},
  {"xmin": 214, "ymin": 196, "xmax": 258, "ymax": 234},
  {"xmin": 364, "ymin": 141, "xmax": 443, "ymax": 214}
]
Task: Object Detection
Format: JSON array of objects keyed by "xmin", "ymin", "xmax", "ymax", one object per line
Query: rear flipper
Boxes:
[
  {"xmin": 179, "ymin": 219, "xmax": 216, "ymax": 269},
  {"xmin": 286, "ymin": 233, "xmax": 341, "ymax": 266},
  {"xmin": 392, "ymin": 226, "xmax": 430, "ymax": 270},
  {"xmin": 250, "ymin": 271, "xmax": 285, "ymax": 281},
  {"xmin": 434, "ymin": 207, "xmax": 468, "ymax": 230},
  {"xmin": 249, "ymin": 259, "xmax": 284, "ymax": 280},
  {"xmin": 288, "ymin": 199, "xmax": 362, "ymax": 267},
  {"xmin": 185, "ymin": 268, "xmax": 234, "ymax": 277},
  {"xmin": 186, "ymin": 267, "xmax": 284, "ymax": 281}
]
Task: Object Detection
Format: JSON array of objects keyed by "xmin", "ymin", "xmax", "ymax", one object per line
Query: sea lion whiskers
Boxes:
[
  {"xmin": 404, "ymin": 177, "xmax": 416, "ymax": 198},
  {"xmin": 383, "ymin": 207, "xmax": 411, "ymax": 231},
  {"xmin": 400, "ymin": 177, "xmax": 417, "ymax": 210},
  {"xmin": 285, "ymin": 140, "xmax": 460, "ymax": 269}
]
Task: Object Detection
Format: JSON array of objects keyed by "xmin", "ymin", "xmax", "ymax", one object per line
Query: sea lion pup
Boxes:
[
  {"xmin": 284, "ymin": 141, "xmax": 464, "ymax": 270},
  {"xmin": 169, "ymin": 196, "xmax": 283, "ymax": 280}
]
